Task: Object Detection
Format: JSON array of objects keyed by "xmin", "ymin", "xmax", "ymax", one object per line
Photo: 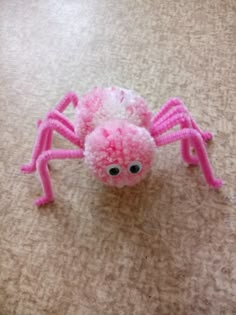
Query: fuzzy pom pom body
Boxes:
[
  {"xmin": 75, "ymin": 87, "xmax": 155, "ymax": 187},
  {"xmin": 84, "ymin": 120, "xmax": 155, "ymax": 187},
  {"xmin": 75, "ymin": 86, "xmax": 152, "ymax": 146}
]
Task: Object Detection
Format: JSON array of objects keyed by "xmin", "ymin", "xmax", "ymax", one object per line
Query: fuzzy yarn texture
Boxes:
[
  {"xmin": 21, "ymin": 87, "xmax": 222, "ymax": 205},
  {"xmin": 84, "ymin": 120, "xmax": 155, "ymax": 187}
]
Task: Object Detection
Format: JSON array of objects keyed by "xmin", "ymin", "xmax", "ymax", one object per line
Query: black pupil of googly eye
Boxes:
[
  {"xmin": 130, "ymin": 164, "xmax": 140, "ymax": 174},
  {"xmin": 109, "ymin": 167, "xmax": 120, "ymax": 176}
]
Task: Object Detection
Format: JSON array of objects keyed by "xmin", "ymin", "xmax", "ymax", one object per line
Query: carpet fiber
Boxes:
[{"xmin": 0, "ymin": 0, "xmax": 236, "ymax": 314}]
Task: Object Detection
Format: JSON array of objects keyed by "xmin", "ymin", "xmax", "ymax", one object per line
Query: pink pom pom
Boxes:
[
  {"xmin": 75, "ymin": 87, "xmax": 152, "ymax": 146},
  {"xmin": 84, "ymin": 120, "xmax": 155, "ymax": 187}
]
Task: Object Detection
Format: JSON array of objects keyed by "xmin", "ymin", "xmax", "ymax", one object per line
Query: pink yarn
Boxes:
[
  {"xmin": 84, "ymin": 120, "xmax": 155, "ymax": 187},
  {"xmin": 21, "ymin": 87, "xmax": 222, "ymax": 206},
  {"xmin": 75, "ymin": 87, "xmax": 152, "ymax": 145}
]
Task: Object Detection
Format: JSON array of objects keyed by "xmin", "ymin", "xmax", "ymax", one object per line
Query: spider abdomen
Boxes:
[{"xmin": 75, "ymin": 86, "xmax": 152, "ymax": 146}]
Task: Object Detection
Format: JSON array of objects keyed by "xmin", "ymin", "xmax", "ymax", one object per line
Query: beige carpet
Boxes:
[{"xmin": 0, "ymin": 0, "xmax": 236, "ymax": 314}]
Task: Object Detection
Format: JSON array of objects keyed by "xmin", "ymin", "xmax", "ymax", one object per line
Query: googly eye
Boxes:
[
  {"xmin": 106, "ymin": 164, "xmax": 122, "ymax": 176},
  {"xmin": 128, "ymin": 161, "xmax": 142, "ymax": 174}
]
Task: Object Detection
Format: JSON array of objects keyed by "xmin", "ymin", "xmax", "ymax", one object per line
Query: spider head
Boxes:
[{"xmin": 84, "ymin": 120, "xmax": 155, "ymax": 187}]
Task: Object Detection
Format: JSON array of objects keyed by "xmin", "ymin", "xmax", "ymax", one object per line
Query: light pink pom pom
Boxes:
[
  {"xmin": 75, "ymin": 86, "xmax": 152, "ymax": 146},
  {"xmin": 84, "ymin": 120, "xmax": 155, "ymax": 187}
]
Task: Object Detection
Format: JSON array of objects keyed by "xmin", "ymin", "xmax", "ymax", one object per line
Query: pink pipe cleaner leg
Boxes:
[
  {"xmin": 46, "ymin": 110, "xmax": 74, "ymax": 131},
  {"xmin": 156, "ymin": 105, "xmax": 187, "ymax": 125},
  {"xmin": 155, "ymin": 129, "xmax": 222, "ymax": 188},
  {"xmin": 35, "ymin": 149, "xmax": 84, "ymax": 206},
  {"xmin": 36, "ymin": 91, "xmax": 78, "ymax": 149},
  {"xmin": 44, "ymin": 110, "xmax": 75, "ymax": 150},
  {"xmin": 36, "ymin": 110, "xmax": 75, "ymax": 152},
  {"xmin": 55, "ymin": 92, "xmax": 78, "ymax": 113},
  {"xmin": 152, "ymin": 113, "xmax": 198, "ymax": 165},
  {"xmin": 152, "ymin": 98, "xmax": 182, "ymax": 124},
  {"xmin": 36, "ymin": 90, "xmax": 78, "ymax": 131},
  {"xmin": 190, "ymin": 118, "xmax": 212, "ymax": 142},
  {"xmin": 35, "ymin": 123, "xmax": 53, "ymax": 151},
  {"xmin": 44, "ymin": 129, "xmax": 52, "ymax": 151},
  {"xmin": 37, "ymin": 110, "xmax": 74, "ymax": 132},
  {"xmin": 158, "ymin": 105, "xmax": 212, "ymax": 143},
  {"xmin": 21, "ymin": 119, "xmax": 81, "ymax": 174},
  {"xmin": 152, "ymin": 98, "xmax": 212, "ymax": 142}
]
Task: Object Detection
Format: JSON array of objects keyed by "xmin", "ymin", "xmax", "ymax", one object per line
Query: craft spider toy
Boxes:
[{"xmin": 21, "ymin": 86, "xmax": 222, "ymax": 206}]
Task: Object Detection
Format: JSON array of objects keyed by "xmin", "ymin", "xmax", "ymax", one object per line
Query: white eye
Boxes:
[
  {"xmin": 128, "ymin": 161, "xmax": 143, "ymax": 174},
  {"xmin": 106, "ymin": 164, "xmax": 122, "ymax": 176}
]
